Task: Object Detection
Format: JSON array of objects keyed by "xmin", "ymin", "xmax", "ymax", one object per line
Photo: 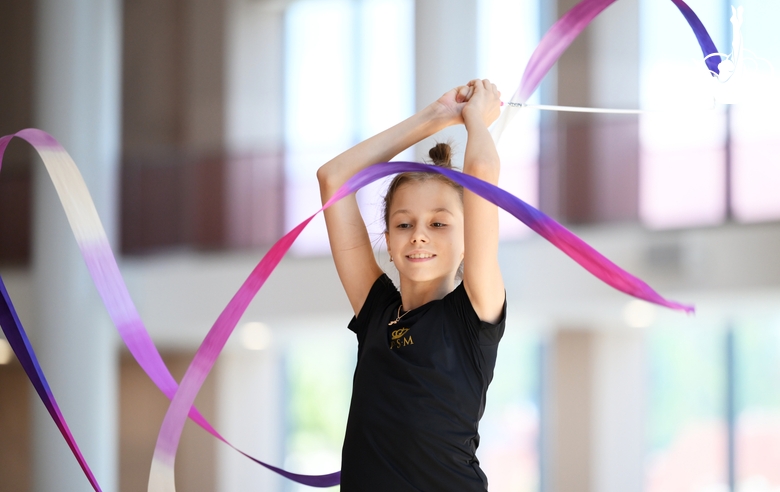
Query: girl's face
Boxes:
[{"xmin": 385, "ymin": 180, "xmax": 464, "ymax": 285}]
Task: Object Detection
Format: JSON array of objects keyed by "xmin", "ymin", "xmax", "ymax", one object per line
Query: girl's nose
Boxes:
[{"xmin": 411, "ymin": 232, "xmax": 428, "ymax": 243}]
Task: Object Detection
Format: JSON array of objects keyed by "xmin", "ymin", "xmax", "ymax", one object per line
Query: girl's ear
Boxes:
[{"xmin": 385, "ymin": 232, "xmax": 391, "ymax": 256}]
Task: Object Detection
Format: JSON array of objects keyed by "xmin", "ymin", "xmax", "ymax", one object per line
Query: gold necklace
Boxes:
[{"xmin": 388, "ymin": 304, "xmax": 409, "ymax": 326}]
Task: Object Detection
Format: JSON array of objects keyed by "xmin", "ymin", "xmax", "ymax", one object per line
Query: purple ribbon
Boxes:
[
  {"xmin": 0, "ymin": 278, "xmax": 102, "ymax": 491},
  {"xmin": 670, "ymin": 0, "xmax": 722, "ymax": 75}
]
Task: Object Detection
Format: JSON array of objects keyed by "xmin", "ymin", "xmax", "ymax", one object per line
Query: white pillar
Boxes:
[
  {"xmin": 225, "ymin": 0, "xmax": 285, "ymax": 155},
  {"xmin": 32, "ymin": 0, "xmax": 121, "ymax": 490},
  {"xmin": 414, "ymin": 0, "xmax": 479, "ymax": 163},
  {"xmin": 591, "ymin": 329, "xmax": 646, "ymax": 492},
  {"xmin": 547, "ymin": 329, "xmax": 594, "ymax": 492},
  {"xmin": 217, "ymin": 348, "xmax": 284, "ymax": 492},
  {"xmin": 544, "ymin": 328, "xmax": 646, "ymax": 492},
  {"xmin": 224, "ymin": 0, "xmax": 286, "ymax": 248}
]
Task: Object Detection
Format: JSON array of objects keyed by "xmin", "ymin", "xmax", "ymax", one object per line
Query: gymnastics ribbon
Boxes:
[
  {"xmin": 0, "ymin": 0, "xmax": 716, "ymax": 488},
  {"xmin": 0, "ymin": 129, "xmax": 340, "ymax": 489}
]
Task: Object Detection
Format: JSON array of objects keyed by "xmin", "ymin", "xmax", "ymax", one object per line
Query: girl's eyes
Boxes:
[
  {"xmin": 395, "ymin": 222, "xmax": 446, "ymax": 229},
  {"xmin": 395, "ymin": 222, "xmax": 447, "ymax": 229}
]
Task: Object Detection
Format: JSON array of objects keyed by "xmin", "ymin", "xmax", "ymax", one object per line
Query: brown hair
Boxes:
[{"xmin": 382, "ymin": 142, "xmax": 464, "ymax": 231}]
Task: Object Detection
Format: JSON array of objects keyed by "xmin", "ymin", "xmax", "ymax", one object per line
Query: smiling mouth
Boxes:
[{"xmin": 407, "ymin": 253, "xmax": 435, "ymax": 259}]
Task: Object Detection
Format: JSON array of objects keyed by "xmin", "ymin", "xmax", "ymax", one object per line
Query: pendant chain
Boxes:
[{"xmin": 388, "ymin": 304, "xmax": 409, "ymax": 326}]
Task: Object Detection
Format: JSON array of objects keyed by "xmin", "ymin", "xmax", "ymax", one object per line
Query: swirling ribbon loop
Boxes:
[
  {"xmin": 0, "ymin": 0, "xmax": 719, "ymax": 488},
  {"xmin": 0, "ymin": 130, "xmax": 340, "ymax": 489}
]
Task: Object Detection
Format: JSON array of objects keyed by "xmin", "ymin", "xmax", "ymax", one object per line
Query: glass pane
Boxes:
[
  {"xmin": 478, "ymin": 0, "xmax": 540, "ymax": 241},
  {"xmin": 479, "ymin": 328, "xmax": 541, "ymax": 492},
  {"xmin": 646, "ymin": 324, "xmax": 727, "ymax": 492},
  {"xmin": 729, "ymin": 0, "xmax": 780, "ymax": 223},
  {"xmin": 284, "ymin": 0, "xmax": 414, "ymax": 256},
  {"xmin": 639, "ymin": 0, "xmax": 728, "ymax": 229},
  {"xmin": 285, "ymin": 0, "xmax": 356, "ymax": 255},
  {"xmin": 284, "ymin": 327, "xmax": 355, "ymax": 492},
  {"xmin": 735, "ymin": 320, "xmax": 780, "ymax": 490},
  {"xmin": 354, "ymin": 0, "xmax": 415, "ymax": 244}
]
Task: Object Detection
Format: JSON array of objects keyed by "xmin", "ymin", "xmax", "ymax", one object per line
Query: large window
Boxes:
[
  {"xmin": 479, "ymin": 328, "xmax": 542, "ymax": 492},
  {"xmin": 284, "ymin": 0, "xmax": 414, "ymax": 255},
  {"xmin": 646, "ymin": 323, "xmax": 728, "ymax": 492},
  {"xmin": 639, "ymin": 0, "xmax": 780, "ymax": 229},
  {"xmin": 639, "ymin": 0, "xmax": 729, "ymax": 229},
  {"xmin": 734, "ymin": 320, "xmax": 780, "ymax": 489},
  {"xmin": 283, "ymin": 327, "xmax": 355, "ymax": 492},
  {"xmin": 728, "ymin": 0, "xmax": 780, "ymax": 222},
  {"xmin": 646, "ymin": 318, "xmax": 780, "ymax": 492},
  {"xmin": 478, "ymin": 0, "xmax": 540, "ymax": 240}
]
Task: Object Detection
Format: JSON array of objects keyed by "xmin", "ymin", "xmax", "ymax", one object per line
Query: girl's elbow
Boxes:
[
  {"xmin": 317, "ymin": 164, "xmax": 339, "ymax": 190},
  {"xmin": 317, "ymin": 164, "xmax": 346, "ymax": 200},
  {"xmin": 316, "ymin": 164, "xmax": 331, "ymax": 184}
]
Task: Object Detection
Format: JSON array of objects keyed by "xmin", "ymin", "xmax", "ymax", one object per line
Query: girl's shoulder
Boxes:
[{"xmin": 443, "ymin": 282, "xmax": 506, "ymax": 341}]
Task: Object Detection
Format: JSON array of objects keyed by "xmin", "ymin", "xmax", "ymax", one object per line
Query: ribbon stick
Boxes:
[
  {"xmin": 491, "ymin": 0, "xmax": 721, "ymax": 138},
  {"xmin": 491, "ymin": 0, "xmax": 618, "ymax": 140}
]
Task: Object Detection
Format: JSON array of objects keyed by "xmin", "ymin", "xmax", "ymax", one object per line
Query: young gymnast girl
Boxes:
[{"xmin": 317, "ymin": 78, "xmax": 505, "ymax": 491}]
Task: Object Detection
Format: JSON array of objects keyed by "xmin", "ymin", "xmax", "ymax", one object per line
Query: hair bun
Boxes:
[{"xmin": 428, "ymin": 142, "xmax": 452, "ymax": 168}]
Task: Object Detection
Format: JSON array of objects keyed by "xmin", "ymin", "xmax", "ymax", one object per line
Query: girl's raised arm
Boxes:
[
  {"xmin": 460, "ymin": 79, "xmax": 505, "ymax": 324},
  {"xmin": 317, "ymin": 88, "xmax": 469, "ymax": 315}
]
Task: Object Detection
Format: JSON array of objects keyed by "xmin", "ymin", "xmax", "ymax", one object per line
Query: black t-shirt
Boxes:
[{"xmin": 341, "ymin": 274, "xmax": 506, "ymax": 491}]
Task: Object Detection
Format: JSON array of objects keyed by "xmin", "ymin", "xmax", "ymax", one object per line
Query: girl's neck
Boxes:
[{"xmin": 398, "ymin": 275, "xmax": 456, "ymax": 311}]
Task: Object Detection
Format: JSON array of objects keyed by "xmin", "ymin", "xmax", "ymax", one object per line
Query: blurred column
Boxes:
[
  {"xmin": 546, "ymin": 329, "xmax": 594, "ymax": 492},
  {"xmin": 591, "ymin": 329, "xmax": 646, "ymax": 492},
  {"xmin": 224, "ymin": 0, "xmax": 286, "ymax": 248},
  {"xmin": 216, "ymin": 347, "xmax": 284, "ymax": 492},
  {"xmin": 414, "ymin": 0, "xmax": 479, "ymax": 163},
  {"xmin": 32, "ymin": 0, "xmax": 121, "ymax": 491},
  {"xmin": 539, "ymin": 0, "xmax": 640, "ymax": 224},
  {"xmin": 544, "ymin": 328, "xmax": 646, "ymax": 492},
  {"xmin": 225, "ymin": 0, "xmax": 284, "ymax": 155}
]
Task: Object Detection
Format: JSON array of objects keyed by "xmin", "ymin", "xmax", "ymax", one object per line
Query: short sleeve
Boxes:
[
  {"xmin": 445, "ymin": 283, "xmax": 506, "ymax": 346},
  {"xmin": 347, "ymin": 274, "xmax": 399, "ymax": 344}
]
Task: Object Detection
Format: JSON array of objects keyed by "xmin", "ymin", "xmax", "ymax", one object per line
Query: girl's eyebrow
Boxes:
[{"xmin": 391, "ymin": 207, "xmax": 455, "ymax": 217}]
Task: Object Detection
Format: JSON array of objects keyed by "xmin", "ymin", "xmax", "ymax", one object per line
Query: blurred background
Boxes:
[{"xmin": 1, "ymin": 0, "xmax": 779, "ymax": 490}]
